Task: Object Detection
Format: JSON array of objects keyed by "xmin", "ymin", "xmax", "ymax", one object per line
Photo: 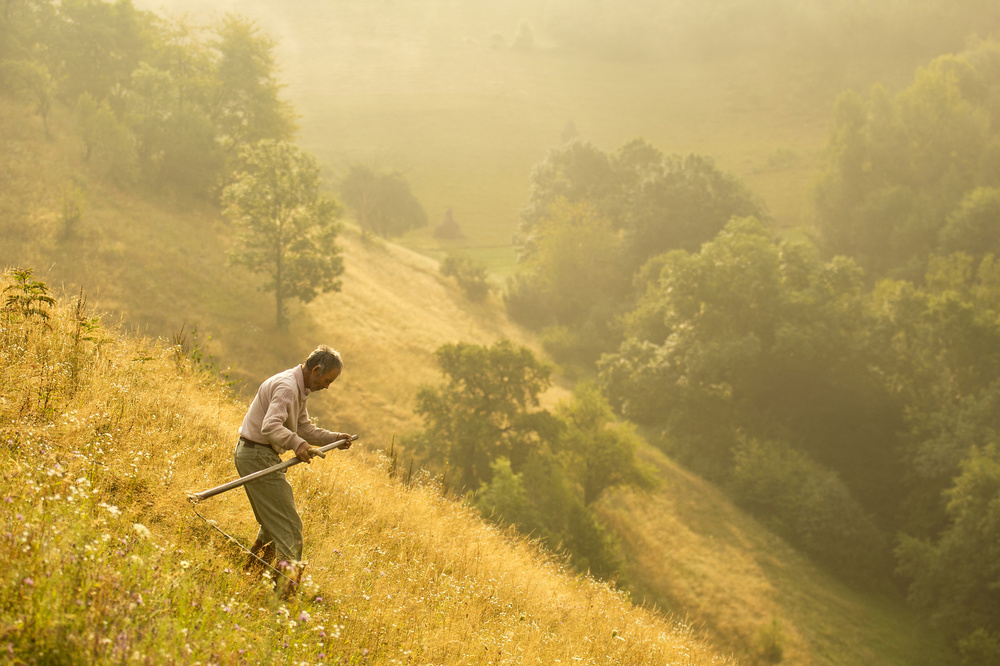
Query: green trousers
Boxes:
[{"xmin": 234, "ymin": 440, "xmax": 303, "ymax": 564}]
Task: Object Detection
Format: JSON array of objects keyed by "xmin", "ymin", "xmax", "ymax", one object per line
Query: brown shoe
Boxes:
[{"xmin": 244, "ymin": 539, "xmax": 275, "ymax": 573}]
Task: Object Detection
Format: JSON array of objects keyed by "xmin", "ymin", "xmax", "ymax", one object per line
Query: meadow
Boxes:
[
  {"xmin": 0, "ymin": 271, "xmax": 729, "ymax": 664},
  {"xmin": 0, "ymin": 95, "xmax": 951, "ymax": 661},
  {"xmin": 2, "ymin": 0, "xmax": 974, "ymax": 662}
]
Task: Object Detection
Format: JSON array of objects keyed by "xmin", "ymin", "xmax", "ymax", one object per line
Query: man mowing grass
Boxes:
[{"xmin": 235, "ymin": 345, "xmax": 354, "ymax": 596}]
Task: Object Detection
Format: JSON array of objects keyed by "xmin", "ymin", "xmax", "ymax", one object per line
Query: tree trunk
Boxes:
[{"xmin": 275, "ymin": 239, "xmax": 285, "ymax": 329}]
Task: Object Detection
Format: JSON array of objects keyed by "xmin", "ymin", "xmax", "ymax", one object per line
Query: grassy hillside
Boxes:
[
  {"xmin": 0, "ymin": 96, "xmax": 552, "ymax": 453},
  {"xmin": 598, "ymin": 448, "xmax": 951, "ymax": 665},
  {"xmin": 0, "ymin": 282, "xmax": 728, "ymax": 664},
  {"xmin": 1, "ymin": 93, "xmax": 951, "ymax": 664}
]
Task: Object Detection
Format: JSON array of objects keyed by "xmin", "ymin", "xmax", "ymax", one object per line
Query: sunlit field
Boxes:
[{"xmin": 0, "ymin": 274, "xmax": 729, "ymax": 664}]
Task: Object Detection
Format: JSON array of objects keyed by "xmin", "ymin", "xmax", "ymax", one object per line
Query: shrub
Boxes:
[
  {"xmin": 729, "ymin": 438, "xmax": 890, "ymax": 582},
  {"xmin": 441, "ymin": 255, "xmax": 490, "ymax": 302}
]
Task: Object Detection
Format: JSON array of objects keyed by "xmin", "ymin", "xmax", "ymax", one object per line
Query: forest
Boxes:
[{"xmin": 3, "ymin": 0, "xmax": 1000, "ymax": 663}]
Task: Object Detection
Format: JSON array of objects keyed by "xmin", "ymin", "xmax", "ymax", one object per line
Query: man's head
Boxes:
[{"xmin": 303, "ymin": 345, "xmax": 343, "ymax": 392}]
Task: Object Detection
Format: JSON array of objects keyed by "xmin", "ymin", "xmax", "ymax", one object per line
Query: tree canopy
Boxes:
[
  {"xmin": 508, "ymin": 139, "xmax": 765, "ymax": 366},
  {"xmin": 222, "ymin": 140, "xmax": 343, "ymax": 329},
  {"xmin": 815, "ymin": 42, "xmax": 1000, "ymax": 280},
  {"xmin": 339, "ymin": 165, "xmax": 428, "ymax": 238}
]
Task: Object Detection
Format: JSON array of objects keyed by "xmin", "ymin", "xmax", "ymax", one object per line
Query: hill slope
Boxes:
[
  {"xmin": 0, "ymin": 271, "xmax": 728, "ymax": 664},
  {"xmin": 0, "ymin": 98, "xmax": 950, "ymax": 664},
  {"xmin": 598, "ymin": 448, "xmax": 950, "ymax": 665}
]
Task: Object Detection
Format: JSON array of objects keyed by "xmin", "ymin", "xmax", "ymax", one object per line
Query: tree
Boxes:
[
  {"xmin": 601, "ymin": 218, "xmax": 902, "ymax": 510},
  {"xmin": 554, "ymin": 382, "xmax": 655, "ymax": 505},
  {"xmin": 55, "ymin": 0, "xmax": 151, "ymax": 107},
  {"xmin": 408, "ymin": 340, "xmax": 624, "ymax": 578},
  {"xmin": 508, "ymin": 138, "xmax": 762, "ymax": 366},
  {"xmin": 126, "ymin": 62, "xmax": 221, "ymax": 194},
  {"xmin": 622, "ymin": 153, "xmax": 766, "ymax": 268},
  {"xmin": 814, "ymin": 45, "xmax": 1000, "ymax": 280},
  {"xmin": 210, "ymin": 14, "xmax": 296, "ymax": 157},
  {"xmin": 222, "ymin": 140, "xmax": 343, "ymax": 329},
  {"xmin": 75, "ymin": 92, "xmax": 136, "ymax": 184},
  {"xmin": 940, "ymin": 187, "xmax": 1000, "ymax": 256},
  {"xmin": 897, "ymin": 445, "xmax": 1000, "ymax": 665},
  {"xmin": 409, "ymin": 339, "xmax": 557, "ymax": 490},
  {"xmin": 339, "ymin": 164, "xmax": 428, "ymax": 238},
  {"xmin": 0, "ymin": 58, "xmax": 54, "ymax": 135}
]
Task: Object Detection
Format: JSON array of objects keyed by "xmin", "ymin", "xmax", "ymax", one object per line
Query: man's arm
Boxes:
[
  {"xmin": 260, "ymin": 388, "xmax": 307, "ymax": 453},
  {"xmin": 297, "ymin": 406, "xmax": 351, "ymax": 448}
]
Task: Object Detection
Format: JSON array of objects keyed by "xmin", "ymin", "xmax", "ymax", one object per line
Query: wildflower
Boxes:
[
  {"xmin": 298, "ymin": 610, "xmax": 310, "ymax": 623},
  {"xmin": 23, "ymin": 577, "xmax": 34, "ymax": 587},
  {"xmin": 179, "ymin": 561, "xmax": 191, "ymax": 570},
  {"xmin": 133, "ymin": 524, "xmax": 151, "ymax": 539}
]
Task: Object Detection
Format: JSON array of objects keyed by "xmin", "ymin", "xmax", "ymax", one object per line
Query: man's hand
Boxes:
[
  {"xmin": 335, "ymin": 433, "xmax": 354, "ymax": 450},
  {"xmin": 295, "ymin": 442, "xmax": 326, "ymax": 463}
]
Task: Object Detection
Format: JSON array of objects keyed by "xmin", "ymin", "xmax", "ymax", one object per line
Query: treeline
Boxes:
[
  {"xmin": 0, "ymin": 1, "xmax": 433, "ymax": 328},
  {"xmin": 0, "ymin": 0, "xmax": 349, "ymax": 330},
  {"xmin": 501, "ymin": 40, "xmax": 1000, "ymax": 663},
  {"xmin": 0, "ymin": 0, "xmax": 294, "ymax": 195}
]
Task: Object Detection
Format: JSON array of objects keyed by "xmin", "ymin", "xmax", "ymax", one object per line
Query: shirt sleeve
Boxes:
[
  {"xmin": 260, "ymin": 387, "xmax": 306, "ymax": 453},
  {"xmin": 297, "ymin": 405, "xmax": 341, "ymax": 446}
]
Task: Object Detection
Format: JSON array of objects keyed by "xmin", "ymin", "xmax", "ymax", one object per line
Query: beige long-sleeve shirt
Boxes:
[{"xmin": 238, "ymin": 365, "xmax": 341, "ymax": 455}]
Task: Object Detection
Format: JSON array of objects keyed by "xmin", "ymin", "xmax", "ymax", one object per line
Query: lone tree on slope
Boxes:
[{"xmin": 223, "ymin": 140, "xmax": 344, "ymax": 329}]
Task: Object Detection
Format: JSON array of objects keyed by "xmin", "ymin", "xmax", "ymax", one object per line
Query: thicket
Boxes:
[
  {"xmin": 440, "ymin": 254, "xmax": 491, "ymax": 302},
  {"xmin": 509, "ymin": 39, "xmax": 1000, "ymax": 662}
]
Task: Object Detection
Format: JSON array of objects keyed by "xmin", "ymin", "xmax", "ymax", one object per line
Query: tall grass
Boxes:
[{"xmin": 0, "ymin": 270, "xmax": 730, "ymax": 664}]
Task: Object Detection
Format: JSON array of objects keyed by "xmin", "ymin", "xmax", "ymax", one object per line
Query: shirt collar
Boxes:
[{"xmin": 294, "ymin": 365, "xmax": 310, "ymax": 397}]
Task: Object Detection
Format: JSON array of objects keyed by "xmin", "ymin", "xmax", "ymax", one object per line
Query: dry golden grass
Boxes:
[
  {"xmin": 296, "ymin": 227, "xmax": 571, "ymax": 451},
  {"xmin": 0, "ymin": 278, "xmax": 730, "ymax": 664},
  {"xmin": 596, "ymin": 447, "xmax": 950, "ymax": 666}
]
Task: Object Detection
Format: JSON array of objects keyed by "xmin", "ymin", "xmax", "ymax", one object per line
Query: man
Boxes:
[{"xmin": 235, "ymin": 345, "xmax": 353, "ymax": 590}]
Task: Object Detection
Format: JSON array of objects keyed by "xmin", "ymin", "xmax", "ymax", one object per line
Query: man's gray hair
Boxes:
[{"xmin": 304, "ymin": 345, "xmax": 343, "ymax": 374}]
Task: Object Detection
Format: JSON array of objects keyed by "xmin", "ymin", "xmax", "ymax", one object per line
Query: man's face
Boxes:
[{"xmin": 308, "ymin": 366, "xmax": 341, "ymax": 392}]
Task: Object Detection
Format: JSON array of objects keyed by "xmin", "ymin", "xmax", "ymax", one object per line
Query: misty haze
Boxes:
[{"xmin": 3, "ymin": 1, "xmax": 1000, "ymax": 664}]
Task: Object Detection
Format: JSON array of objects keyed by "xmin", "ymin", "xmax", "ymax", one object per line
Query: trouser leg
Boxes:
[{"xmin": 234, "ymin": 442, "xmax": 304, "ymax": 565}]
